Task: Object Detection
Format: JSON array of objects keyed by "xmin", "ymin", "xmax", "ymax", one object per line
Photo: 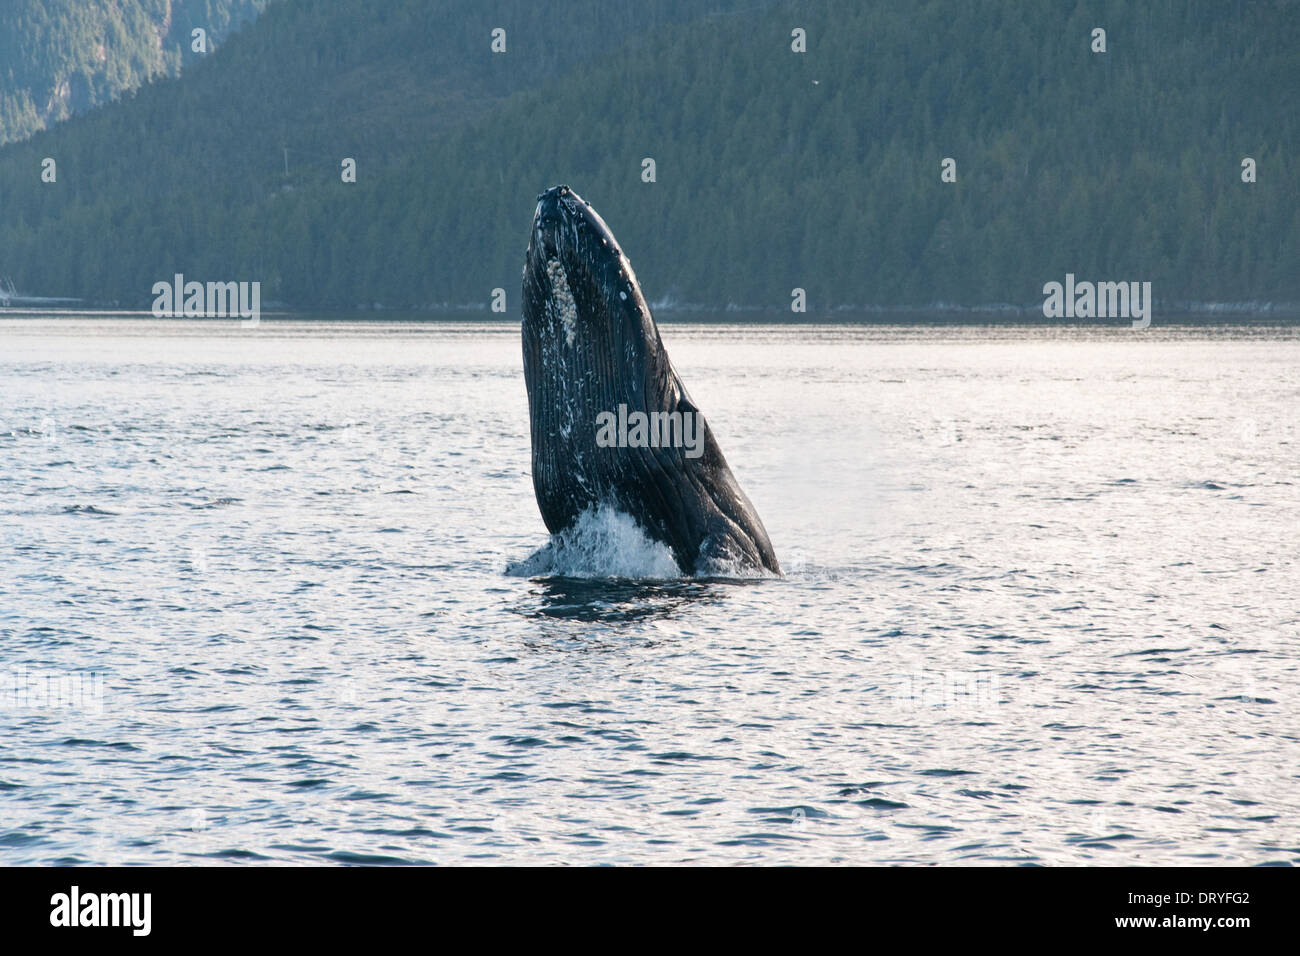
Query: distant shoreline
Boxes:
[
  {"xmin": 5, "ymin": 294, "xmax": 1298, "ymax": 321},
  {"xmin": 3, "ymin": 307, "xmax": 1300, "ymax": 327}
]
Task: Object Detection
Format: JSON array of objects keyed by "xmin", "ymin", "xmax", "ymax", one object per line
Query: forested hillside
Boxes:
[
  {"xmin": 0, "ymin": 0, "xmax": 1296, "ymax": 310},
  {"xmin": 0, "ymin": 0, "xmax": 266, "ymax": 145}
]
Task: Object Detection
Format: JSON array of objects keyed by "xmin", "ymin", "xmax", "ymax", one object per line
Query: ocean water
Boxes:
[{"xmin": 1, "ymin": 314, "xmax": 1297, "ymax": 866}]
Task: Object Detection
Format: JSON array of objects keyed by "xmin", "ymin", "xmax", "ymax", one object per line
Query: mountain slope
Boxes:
[{"xmin": 0, "ymin": 0, "xmax": 267, "ymax": 146}]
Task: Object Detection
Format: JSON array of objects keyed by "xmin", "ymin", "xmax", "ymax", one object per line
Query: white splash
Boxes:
[
  {"xmin": 506, "ymin": 504, "xmax": 682, "ymax": 579},
  {"xmin": 545, "ymin": 258, "xmax": 577, "ymax": 346}
]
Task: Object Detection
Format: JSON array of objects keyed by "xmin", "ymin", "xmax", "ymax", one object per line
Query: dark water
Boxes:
[{"xmin": 1, "ymin": 315, "xmax": 1297, "ymax": 864}]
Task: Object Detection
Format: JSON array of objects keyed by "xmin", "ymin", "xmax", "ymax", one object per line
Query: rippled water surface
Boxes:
[{"xmin": 2, "ymin": 315, "xmax": 1298, "ymax": 865}]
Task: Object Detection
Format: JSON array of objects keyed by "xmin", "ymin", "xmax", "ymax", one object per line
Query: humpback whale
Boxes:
[{"xmin": 520, "ymin": 185, "xmax": 780, "ymax": 576}]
